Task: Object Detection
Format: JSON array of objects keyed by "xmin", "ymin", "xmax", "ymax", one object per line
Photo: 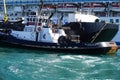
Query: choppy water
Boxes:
[{"xmin": 0, "ymin": 47, "xmax": 120, "ymax": 80}]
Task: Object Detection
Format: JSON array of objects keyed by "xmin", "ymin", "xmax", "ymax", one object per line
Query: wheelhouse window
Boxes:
[
  {"xmin": 33, "ymin": 18, "xmax": 35, "ymax": 22},
  {"xmin": 116, "ymin": 19, "xmax": 119, "ymax": 23},
  {"xmin": 27, "ymin": 18, "xmax": 29, "ymax": 21},
  {"xmin": 110, "ymin": 19, "xmax": 114, "ymax": 23}
]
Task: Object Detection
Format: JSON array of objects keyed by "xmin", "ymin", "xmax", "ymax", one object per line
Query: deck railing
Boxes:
[{"xmin": 0, "ymin": 0, "xmax": 120, "ymax": 5}]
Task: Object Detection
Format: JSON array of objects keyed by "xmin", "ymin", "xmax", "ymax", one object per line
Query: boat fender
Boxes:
[
  {"xmin": 58, "ymin": 36, "xmax": 68, "ymax": 45},
  {"xmin": 95, "ymin": 19, "xmax": 99, "ymax": 22}
]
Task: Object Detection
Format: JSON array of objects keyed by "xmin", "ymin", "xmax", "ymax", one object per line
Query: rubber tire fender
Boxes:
[{"xmin": 58, "ymin": 36, "xmax": 67, "ymax": 44}]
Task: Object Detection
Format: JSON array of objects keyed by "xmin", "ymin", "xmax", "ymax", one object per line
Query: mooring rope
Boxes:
[{"xmin": 91, "ymin": 23, "xmax": 107, "ymax": 43}]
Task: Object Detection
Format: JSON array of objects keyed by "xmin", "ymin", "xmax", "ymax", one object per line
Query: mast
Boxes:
[
  {"xmin": 59, "ymin": 13, "xmax": 63, "ymax": 28},
  {"xmin": 35, "ymin": 0, "xmax": 43, "ymax": 42},
  {"xmin": 3, "ymin": 0, "xmax": 8, "ymax": 22},
  {"xmin": 35, "ymin": 0, "xmax": 43, "ymax": 29}
]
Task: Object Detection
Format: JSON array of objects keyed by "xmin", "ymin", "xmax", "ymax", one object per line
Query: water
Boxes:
[{"xmin": 0, "ymin": 47, "xmax": 120, "ymax": 80}]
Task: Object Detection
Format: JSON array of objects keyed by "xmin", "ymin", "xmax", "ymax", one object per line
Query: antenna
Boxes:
[{"xmin": 3, "ymin": 0, "xmax": 8, "ymax": 22}]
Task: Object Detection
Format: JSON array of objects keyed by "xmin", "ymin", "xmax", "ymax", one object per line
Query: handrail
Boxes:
[{"xmin": 0, "ymin": 0, "xmax": 120, "ymax": 5}]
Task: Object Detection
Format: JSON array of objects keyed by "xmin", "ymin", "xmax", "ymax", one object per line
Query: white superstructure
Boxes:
[
  {"xmin": 0, "ymin": 1, "xmax": 119, "ymax": 24},
  {"xmin": 68, "ymin": 12, "xmax": 99, "ymax": 22},
  {"xmin": 10, "ymin": 25, "xmax": 66, "ymax": 43}
]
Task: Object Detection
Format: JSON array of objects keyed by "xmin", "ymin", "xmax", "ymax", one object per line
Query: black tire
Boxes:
[{"xmin": 58, "ymin": 36, "xmax": 67, "ymax": 45}]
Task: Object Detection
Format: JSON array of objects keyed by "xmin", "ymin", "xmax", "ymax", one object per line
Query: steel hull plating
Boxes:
[
  {"xmin": 64, "ymin": 22, "xmax": 119, "ymax": 42},
  {"xmin": 0, "ymin": 35, "xmax": 118, "ymax": 55}
]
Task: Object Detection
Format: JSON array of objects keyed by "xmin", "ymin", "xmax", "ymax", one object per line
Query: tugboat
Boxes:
[
  {"xmin": 0, "ymin": 1, "xmax": 119, "ymax": 43},
  {"xmin": 0, "ymin": 0, "xmax": 118, "ymax": 55},
  {"xmin": 0, "ymin": 20, "xmax": 118, "ymax": 54}
]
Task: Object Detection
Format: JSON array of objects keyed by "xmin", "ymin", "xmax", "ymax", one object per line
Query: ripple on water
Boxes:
[{"xmin": 0, "ymin": 48, "xmax": 120, "ymax": 80}]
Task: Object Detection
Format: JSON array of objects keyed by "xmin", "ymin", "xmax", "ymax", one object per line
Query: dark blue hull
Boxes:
[{"xmin": 0, "ymin": 34, "xmax": 118, "ymax": 55}]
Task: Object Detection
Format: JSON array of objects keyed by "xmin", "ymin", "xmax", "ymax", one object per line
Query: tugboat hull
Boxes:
[{"xmin": 0, "ymin": 34, "xmax": 118, "ymax": 55}]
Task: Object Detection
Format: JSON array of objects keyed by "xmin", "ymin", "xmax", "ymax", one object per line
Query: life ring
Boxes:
[{"xmin": 37, "ymin": 27, "xmax": 41, "ymax": 32}]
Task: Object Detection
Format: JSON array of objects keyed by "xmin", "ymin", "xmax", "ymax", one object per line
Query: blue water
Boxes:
[{"xmin": 0, "ymin": 47, "xmax": 120, "ymax": 80}]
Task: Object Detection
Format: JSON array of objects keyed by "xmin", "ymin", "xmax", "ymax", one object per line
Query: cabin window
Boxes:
[
  {"xmin": 30, "ymin": 18, "xmax": 32, "ymax": 21},
  {"xmin": 31, "ymin": 12, "xmax": 36, "ymax": 15},
  {"xmin": 8, "ymin": 6, "xmax": 10, "ymax": 9},
  {"xmin": 110, "ymin": 19, "xmax": 114, "ymax": 23},
  {"xmin": 116, "ymin": 19, "xmax": 119, "ymax": 23},
  {"xmin": 39, "ymin": 19, "xmax": 41, "ymax": 22},
  {"xmin": 33, "ymin": 18, "xmax": 35, "ymax": 22},
  {"xmin": 27, "ymin": 18, "xmax": 29, "ymax": 21}
]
